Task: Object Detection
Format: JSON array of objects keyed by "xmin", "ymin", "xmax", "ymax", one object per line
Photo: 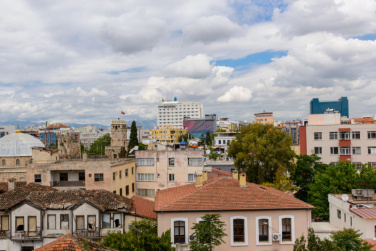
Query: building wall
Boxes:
[
  {"xmin": 150, "ymin": 126, "xmax": 187, "ymax": 143},
  {"xmin": 158, "ymin": 100, "xmax": 204, "ymax": 128},
  {"xmin": 254, "ymin": 112, "xmax": 274, "ymax": 125},
  {"xmin": 158, "ymin": 209, "xmax": 311, "ymax": 251},
  {"xmin": 0, "ymin": 156, "xmax": 31, "ymax": 167},
  {"xmin": 43, "ymin": 209, "xmax": 72, "ymax": 236},
  {"xmin": 0, "ymin": 167, "xmax": 26, "ymax": 182},
  {"xmin": 32, "ymin": 148, "xmax": 59, "ymax": 164},
  {"xmin": 110, "ymin": 160, "xmax": 136, "ymax": 198},
  {"xmin": 72, "ymin": 203, "xmax": 100, "ymax": 231},
  {"xmin": 11, "ymin": 204, "xmax": 41, "ymax": 237}
]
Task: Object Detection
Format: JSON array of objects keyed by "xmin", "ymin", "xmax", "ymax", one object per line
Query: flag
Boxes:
[{"xmin": 121, "ymin": 111, "xmax": 125, "ymax": 115}]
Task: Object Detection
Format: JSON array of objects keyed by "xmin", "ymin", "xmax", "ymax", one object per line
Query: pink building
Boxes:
[{"xmin": 155, "ymin": 175, "xmax": 314, "ymax": 250}]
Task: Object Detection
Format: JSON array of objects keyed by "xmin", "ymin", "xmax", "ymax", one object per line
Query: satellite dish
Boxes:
[
  {"xmin": 342, "ymin": 194, "xmax": 349, "ymax": 202},
  {"xmin": 206, "ymin": 150, "xmax": 211, "ymax": 154}
]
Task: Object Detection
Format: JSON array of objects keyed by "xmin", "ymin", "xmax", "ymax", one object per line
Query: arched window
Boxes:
[
  {"xmin": 16, "ymin": 159, "xmax": 20, "ymax": 166},
  {"xmin": 1, "ymin": 159, "xmax": 5, "ymax": 166}
]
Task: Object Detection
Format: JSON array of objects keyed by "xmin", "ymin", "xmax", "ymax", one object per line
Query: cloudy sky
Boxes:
[{"xmin": 1, "ymin": 0, "xmax": 376, "ymax": 126}]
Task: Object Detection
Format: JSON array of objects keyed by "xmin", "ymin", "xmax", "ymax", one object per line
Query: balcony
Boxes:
[
  {"xmin": 0, "ymin": 230, "xmax": 10, "ymax": 239},
  {"xmin": 51, "ymin": 181, "xmax": 85, "ymax": 187},
  {"xmin": 73, "ymin": 228, "xmax": 100, "ymax": 239},
  {"xmin": 339, "ymin": 140, "xmax": 351, "ymax": 147},
  {"xmin": 12, "ymin": 228, "xmax": 42, "ymax": 241},
  {"xmin": 340, "ymin": 155, "xmax": 351, "ymax": 162}
]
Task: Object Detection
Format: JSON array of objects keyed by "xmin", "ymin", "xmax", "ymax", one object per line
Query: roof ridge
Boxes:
[
  {"xmin": 157, "ymin": 177, "xmax": 225, "ymax": 211},
  {"xmin": 35, "ymin": 233, "xmax": 72, "ymax": 251}
]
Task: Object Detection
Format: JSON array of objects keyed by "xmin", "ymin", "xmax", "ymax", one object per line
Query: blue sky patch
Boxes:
[
  {"xmin": 354, "ymin": 33, "xmax": 376, "ymax": 41},
  {"xmin": 107, "ymin": 67, "xmax": 145, "ymax": 75}
]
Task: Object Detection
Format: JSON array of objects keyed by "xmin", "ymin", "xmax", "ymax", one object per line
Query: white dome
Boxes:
[{"xmin": 0, "ymin": 133, "xmax": 45, "ymax": 157}]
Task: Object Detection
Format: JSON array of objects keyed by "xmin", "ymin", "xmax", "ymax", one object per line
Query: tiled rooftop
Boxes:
[
  {"xmin": 131, "ymin": 195, "xmax": 157, "ymax": 219},
  {"xmin": 0, "ymin": 181, "xmax": 26, "ymax": 193},
  {"xmin": 155, "ymin": 177, "xmax": 314, "ymax": 212},
  {"xmin": 210, "ymin": 168, "xmax": 232, "ymax": 177}
]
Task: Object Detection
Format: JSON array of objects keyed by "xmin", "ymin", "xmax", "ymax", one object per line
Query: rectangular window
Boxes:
[
  {"xmin": 174, "ymin": 221, "xmax": 185, "ymax": 243},
  {"xmin": 125, "ymin": 169, "xmax": 128, "ymax": 177},
  {"xmin": 282, "ymin": 218, "xmax": 291, "ymax": 241},
  {"xmin": 169, "ymin": 158, "xmax": 175, "ymax": 166},
  {"xmin": 233, "ymin": 219, "xmax": 244, "ymax": 242},
  {"xmin": 76, "ymin": 216, "xmax": 84, "ymax": 230},
  {"xmin": 188, "ymin": 158, "xmax": 202, "ymax": 166},
  {"xmin": 368, "ymin": 131, "xmax": 376, "ymax": 139},
  {"xmin": 368, "ymin": 147, "xmax": 376, "ymax": 154},
  {"xmin": 126, "ymin": 185, "xmax": 129, "ymax": 195},
  {"xmin": 60, "ymin": 173, "xmax": 68, "ymax": 181},
  {"xmin": 87, "ymin": 216, "xmax": 96, "ymax": 231},
  {"xmin": 352, "ymin": 131, "xmax": 360, "ymax": 139},
  {"xmin": 132, "ymin": 167, "xmax": 134, "ymax": 174},
  {"xmin": 119, "ymin": 171, "xmax": 122, "ymax": 179},
  {"xmin": 79, "ymin": 172, "xmax": 85, "ymax": 181},
  {"xmin": 102, "ymin": 214, "xmax": 111, "ymax": 228},
  {"xmin": 329, "ymin": 132, "xmax": 338, "ymax": 140},
  {"xmin": 113, "ymin": 172, "xmax": 116, "ymax": 181},
  {"xmin": 136, "ymin": 158, "xmax": 154, "ymax": 166},
  {"xmin": 114, "ymin": 214, "xmax": 122, "ymax": 228},
  {"xmin": 340, "ymin": 132, "xmax": 350, "ymax": 140},
  {"xmin": 47, "ymin": 215, "xmax": 56, "ymax": 229},
  {"xmin": 330, "ymin": 147, "xmax": 338, "ymax": 155},
  {"xmin": 314, "ymin": 147, "xmax": 322, "ymax": 155},
  {"xmin": 34, "ymin": 174, "xmax": 41, "ymax": 183},
  {"xmin": 344, "ymin": 213, "xmax": 346, "ymax": 223},
  {"xmin": 1, "ymin": 216, "xmax": 9, "ymax": 231},
  {"xmin": 337, "ymin": 209, "xmax": 341, "ymax": 219},
  {"xmin": 60, "ymin": 214, "xmax": 69, "ymax": 229},
  {"xmin": 314, "ymin": 132, "xmax": 322, "ymax": 140},
  {"xmin": 137, "ymin": 173, "xmax": 155, "ymax": 181},
  {"xmin": 119, "ymin": 188, "xmax": 122, "ymax": 196},
  {"xmin": 132, "ymin": 183, "xmax": 134, "ymax": 192},
  {"xmin": 94, "ymin": 173, "xmax": 103, "ymax": 182},
  {"xmin": 258, "ymin": 219, "xmax": 269, "ymax": 242},
  {"xmin": 354, "ymin": 162, "xmax": 362, "ymax": 169},
  {"xmin": 169, "ymin": 174, "xmax": 175, "ymax": 182},
  {"xmin": 352, "ymin": 147, "xmax": 361, "ymax": 154},
  {"xmin": 137, "ymin": 189, "xmax": 155, "ymax": 197},
  {"xmin": 188, "ymin": 174, "xmax": 195, "ymax": 182},
  {"xmin": 28, "ymin": 216, "xmax": 36, "ymax": 237},
  {"xmin": 340, "ymin": 147, "xmax": 350, "ymax": 155},
  {"xmin": 16, "ymin": 217, "xmax": 24, "ymax": 231}
]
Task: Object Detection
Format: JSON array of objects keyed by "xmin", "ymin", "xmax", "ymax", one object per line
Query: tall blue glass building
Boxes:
[{"xmin": 310, "ymin": 97, "xmax": 349, "ymax": 117}]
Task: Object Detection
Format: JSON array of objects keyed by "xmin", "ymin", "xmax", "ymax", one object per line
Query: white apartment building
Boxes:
[
  {"xmin": 157, "ymin": 98, "xmax": 203, "ymax": 129},
  {"xmin": 78, "ymin": 127, "xmax": 110, "ymax": 150},
  {"xmin": 300, "ymin": 113, "xmax": 376, "ymax": 166},
  {"xmin": 0, "ymin": 125, "xmax": 15, "ymax": 138}
]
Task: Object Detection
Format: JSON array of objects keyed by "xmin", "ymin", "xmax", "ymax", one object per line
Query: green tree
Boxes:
[
  {"xmin": 228, "ymin": 123, "xmax": 295, "ymax": 184},
  {"xmin": 205, "ymin": 131, "xmax": 212, "ymax": 146},
  {"xmin": 138, "ymin": 143, "xmax": 146, "ymax": 150},
  {"xmin": 190, "ymin": 214, "xmax": 227, "ymax": 251},
  {"xmin": 87, "ymin": 133, "xmax": 111, "ymax": 155},
  {"xmin": 101, "ymin": 219, "xmax": 174, "ymax": 251},
  {"xmin": 128, "ymin": 121, "xmax": 139, "ymax": 153},
  {"xmin": 262, "ymin": 166, "xmax": 297, "ymax": 193},
  {"xmin": 178, "ymin": 133, "xmax": 193, "ymax": 142},
  {"xmin": 331, "ymin": 228, "xmax": 374, "ymax": 251},
  {"xmin": 80, "ymin": 143, "xmax": 85, "ymax": 154}
]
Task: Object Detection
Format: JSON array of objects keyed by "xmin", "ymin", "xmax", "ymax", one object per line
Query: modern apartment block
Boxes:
[
  {"xmin": 300, "ymin": 112, "xmax": 376, "ymax": 166},
  {"xmin": 0, "ymin": 125, "xmax": 15, "ymax": 138},
  {"xmin": 254, "ymin": 111, "xmax": 274, "ymax": 125},
  {"xmin": 157, "ymin": 98, "xmax": 204, "ymax": 129},
  {"xmin": 310, "ymin": 97, "xmax": 349, "ymax": 118},
  {"xmin": 135, "ymin": 149, "xmax": 205, "ymax": 200}
]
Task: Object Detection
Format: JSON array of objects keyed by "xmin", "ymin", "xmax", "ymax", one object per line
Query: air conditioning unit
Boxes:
[{"xmin": 272, "ymin": 233, "xmax": 281, "ymax": 241}]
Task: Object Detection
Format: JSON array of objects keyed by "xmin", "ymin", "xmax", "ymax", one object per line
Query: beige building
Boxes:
[
  {"xmin": 254, "ymin": 111, "xmax": 274, "ymax": 125},
  {"xmin": 149, "ymin": 125, "xmax": 186, "ymax": 144},
  {"xmin": 105, "ymin": 119, "xmax": 128, "ymax": 158},
  {"xmin": 135, "ymin": 149, "xmax": 205, "ymax": 200}
]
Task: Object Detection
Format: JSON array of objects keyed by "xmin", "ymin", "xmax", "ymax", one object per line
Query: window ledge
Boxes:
[
  {"xmin": 231, "ymin": 243, "xmax": 248, "ymax": 247},
  {"xmin": 256, "ymin": 242, "xmax": 272, "ymax": 246}
]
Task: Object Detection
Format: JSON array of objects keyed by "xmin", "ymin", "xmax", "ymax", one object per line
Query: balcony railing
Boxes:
[
  {"xmin": 51, "ymin": 181, "xmax": 85, "ymax": 187},
  {"xmin": 73, "ymin": 228, "xmax": 100, "ymax": 238},
  {"xmin": 0, "ymin": 230, "xmax": 10, "ymax": 239},
  {"xmin": 12, "ymin": 228, "xmax": 42, "ymax": 241}
]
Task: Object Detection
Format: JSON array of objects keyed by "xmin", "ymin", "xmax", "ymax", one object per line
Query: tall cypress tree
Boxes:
[{"xmin": 128, "ymin": 121, "xmax": 139, "ymax": 152}]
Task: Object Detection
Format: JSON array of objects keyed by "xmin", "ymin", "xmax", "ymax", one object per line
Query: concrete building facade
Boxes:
[
  {"xmin": 254, "ymin": 111, "xmax": 274, "ymax": 125},
  {"xmin": 310, "ymin": 97, "xmax": 349, "ymax": 118}
]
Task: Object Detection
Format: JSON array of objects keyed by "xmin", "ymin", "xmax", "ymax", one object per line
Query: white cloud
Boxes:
[
  {"xmin": 217, "ymin": 86, "xmax": 252, "ymax": 103},
  {"xmin": 164, "ymin": 54, "xmax": 213, "ymax": 79}
]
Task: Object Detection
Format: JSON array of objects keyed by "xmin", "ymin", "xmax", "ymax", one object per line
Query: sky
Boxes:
[{"xmin": 1, "ymin": 0, "xmax": 376, "ymax": 126}]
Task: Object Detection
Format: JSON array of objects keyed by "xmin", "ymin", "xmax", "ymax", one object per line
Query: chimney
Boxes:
[
  {"xmin": 195, "ymin": 175, "xmax": 203, "ymax": 188},
  {"xmin": 8, "ymin": 178, "xmax": 16, "ymax": 191},
  {"xmin": 232, "ymin": 171, "xmax": 238, "ymax": 180},
  {"xmin": 239, "ymin": 173, "xmax": 247, "ymax": 187},
  {"xmin": 201, "ymin": 171, "xmax": 208, "ymax": 182}
]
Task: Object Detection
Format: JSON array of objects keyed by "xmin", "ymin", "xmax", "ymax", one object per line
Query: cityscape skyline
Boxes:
[{"xmin": 1, "ymin": 1, "xmax": 376, "ymax": 125}]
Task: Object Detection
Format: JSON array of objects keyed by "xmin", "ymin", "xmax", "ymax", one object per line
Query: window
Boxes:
[
  {"xmin": 352, "ymin": 147, "xmax": 361, "ymax": 154},
  {"xmin": 120, "ymin": 188, "xmax": 122, "ymax": 196},
  {"xmin": 102, "ymin": 214, "xmax": 111, "ymax": 228},
  {"xmin": 60, "ymin": 173, "xmax": 68, "ymax": 181},
  {"xmin": 132, "ymin": 183, "xmax": 134, "ymax": 192},
  {"xmin": 188, "ymin": 158, "xmax": 202, "ymax": 166},
  {"xmin": 368, "ymin": 147, "xmax": 376, "ymax": 154},
  {"xmin": 76, "ymin": 216, "xmax": 84, "ymax": 230},
  {"xmin": 125, "ymin": 169, "xmax": 128, "ymax": 177},
  {"xmin": 132, "ymin": 167, "xmax": 134, "ymax": 174},
  {"xmin": 94, "ymin": 173, "xmax": 103, "ymax": 182},
  {"xmin": 137, "ymin": 189, "xmax": 155, "ymax": 197},
  {"xmin": 137, "ymin": 173, "xmax": 155, "ymax": 181},
  {"xmin": 314, "ymin": 132, "xmax": 322, "ymax": 140},
  {"xmin": 314, "ymin": 147, "xmax": 322, "ymax": 155},
  {"xmin": 47, "ymin": 215, "xmax": 56, "ymax": 229},
  {"xmin": 233, "ymin": 219, "xmax": 245, "ymax": 243},
  {"xmin": 368, "ymin": 131, "xmax": 376, "ymax": 139},
  {"xmin": 79, "ymin": 172, "xmax": 85, "ymax": 181},
  {"xmin": 1, "ymin": 159, "xmax": 5, "ymax": 166},
  {"xmin": 136, "ymin": 158, "xmax": 154, "ymax": 166},
  {"xmin": 114, "ymin": 214, "xmax": 122, "ymax": 228},
  {"xmin": 28, "ymin": 216, "xmax": 36, "ymax": 236},
  {"xmin": 352, "ymin": 131, "xmax": 360, "ymax": 139},
  {"xmin": 340, "ymin": 147, "xmax": 350, "ymax": 155},
  {"xmin": 172, "ymin": 220, "xmax": 187, "ymax": 244},
  {"xmin": 169, "ymin": 158, "xmax": 175, "ymax": 166},
  {"xmin": 16, "ymin": 217, "xmax": 24, "ymax": 231},
  {"xmin": 87, "ymin": 216, "xmax": 96, "ymax": 231},
  {"xmin": 169, "ymin": 174, "xmax": 175, "ymax": 182},
  {"xmin": 60, "ymin": 214, "xmax": 69, "ymax": 229},
  {"xmin": 16, "ymin": 159, "xmax": 20, "ymax": 166},
  {"xmin": 126, "ymin": 185, "xmax": 129, "ymax": 195},
  {"xmin": 282, "ymin": 218, "xmax": 291, "ymax": 241},
  {"xmin": 119, "ymin": 171, "xmax": 122, "ymax": 179},
  {"xmin": 329, "ymin": 132, "xmax": 338, "ymax": 140},
  {"xmin": 330, "ymin": 147, "xmax": 338, "ymax": 155},
  {"xmin": 339, "ymin": 132, "xmax": 350, "ymax": 140},
  {"xmin": 279, "ymin": 216, "xmax": 294, "ymax": 244},
  {"xmin": 113, "ymin": 172, "xmax": 116, "ymax": 181},
  {"xmin": 188, "ymin": 174, "xmax": 195, "ymax": 182},
  {"xmin": 344, "ymin": 213, "xmax": 346, "ymax": 223},
  {"xmin": 1, "ymin": 216, "xmax": 9, "ymax": 230},
  {"xmin": 337, "ymin": 209, "xmax": 341, "ymax": 219},
  {"xmin": 219, "ymin": 140, "xmax": 222, "ymax": 144},
  {"xmin": 34, "ymin": 174, "xmax": 41, "ymax": 183},
  {"xmin": 258, "ymin": 219, "xmax": 269, "ymax": 242}
]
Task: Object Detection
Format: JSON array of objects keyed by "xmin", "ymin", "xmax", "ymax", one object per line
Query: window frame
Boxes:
[
  {"xmin": 337, "ymin": 209, "xmax": 341, "ymax": 219},
  {"xmin": 340, "ymin": 147, "xmax": 350, "ymax": 155},
  {"xmin": 230, "ymin": 216, "xmax": 248, "ymax": 246},
  {"xmin": 352, "ymin": 147, "xmax": 361, "ymax": 155},
  {"xmin": 368, "ymin": 131, "xmax": 376, "ymax": 139},
  {"xmin": 330, "ymin": 147, "xmax": 338, "ymax": 155},
  {"xmin": 188, "ymin": 174, "xmax": 195, "ymax": 182},
  {"xmin": 76, "ymin": 215, "xmax": 85, "ymax": 230},
  {"xmin": 314, "ymin": 132, "xmax": 322, "ymax": 140},
  {"xmin": 47, "ymin": 214, "xmax": 56, "ymax": 230},
  {"xmin": 188, "ymin": 158, "xmax": 203, "ymax": 166},
  {"xmin": 256, "ymin": 216, "xmax": 272, "ymax": 246},
  {"xmin": 113, "ymin": 213, "xmax": 122, "ymax": 228},
  {"xmin": 368, "ymin": 147, "xmax": 376, "ymax": 154},
  {"xmin": 169, "ymin": 158, "xmax": 175, "ymax": 167},
  {"xmin": 60, "ymin": 214, "xmax": 69, "ymax": 230},
  {"xmin": 137, "ymin": 173, "xmax": 155, "ymax": 182},
  {"xmin": 1, "ymin": 215, "xmax": 9, "ymax": 231},
  {"xmin": 16, "ymin": 216, "xmax": 24, "ymax": 231},
  {"xmin": 94, "ymin": 173, "xmax": 104, "ymax": 182},
  {"xmin": 352, "ymin": 131, "xmax": 360, "ymax": 139},
  {"xmin": 102, "ymin": 213, "xmax": 111, "ymax": 229},
  {"xmin": 329, "ymin": 132, "xmax": 338, "ymax": 140},
  {"xmin": 279, "ymin": 215, "xmax": 295, "ymax": 244},
  {"xmin": 169, "ymin": 174, "xmax": 175, "ymax": 182},
  {"xmin": 171, "ymin": 218, "xmax": 188, "ymax": 245},
  {"xmin": 339, "ymin": 132, "xmax": 350, "ymax": 140},
  {"xmin": 314, "ymin": 147, "xmax": 322, "ymax": 155},
  {"xmin": 34, "ymin": 174, "xmax": 42, "ymax": 183}
]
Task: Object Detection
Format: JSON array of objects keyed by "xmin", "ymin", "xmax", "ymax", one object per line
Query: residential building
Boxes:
[
  {"xmin": 135, "ymin": 148, "xmax": 205, "ymax": 200},
  {"xmin": 254, "ymin": 111, "xmax": 274, "ymax": 125},
  {"xmin": 183, "ymin": 114, "xmax": 216, "ymax": 138},
  {"xmin": 216, "ymin": 118, "xmax": 240, "ymax": 132},
  {"xmin": 310, "ymin": 97, "xmax": 349, "ymax": 118},
  {"xmin": 105, "ymin": 119, "xmax": 128, "ymax": 158},
  {"xmin": 157, "ymin": 98, "xmax": 204, "ymax": 129},
  {"xmin": 78, "ymin": 126, "xmax": 109, "ymax": 150},
  {"xmin": 300, "ymin": 112, "xmax": 376, "ymax": 166},
  {"xmin": 0, "ymin": 125, "xmax": 15, "ymax": 138},
  {"xmin": 155, "ymin": 173, "xmax": 314, "ymax": 250},
  {"xmin": 213, "ymin": 132, "xmax": 236, "ymax": 159},
  {"xmin": 149, "ymin": 125, "xmax": 187, "ymax": 144},
  {"xmin": 277, "ymin": 120, "xmax": 302, "ymax": 145}
]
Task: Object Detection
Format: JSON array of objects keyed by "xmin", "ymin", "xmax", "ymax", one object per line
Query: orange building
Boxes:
[{"xmin": 254, "ymin": 111, "xmax": 274, "ymax": 125}]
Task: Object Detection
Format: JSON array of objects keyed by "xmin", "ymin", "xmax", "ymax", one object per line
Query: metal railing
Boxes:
[
  {"xmin": 73, "ymin": 228, "xmax": 100, "ymax": 238},
  {"xmin": 12, "ymin": 228, "xmax": 42, "ymax": 241},
  {"xmin": 51, "ymin": 181, "xmax": 85, "ymax": 187}
]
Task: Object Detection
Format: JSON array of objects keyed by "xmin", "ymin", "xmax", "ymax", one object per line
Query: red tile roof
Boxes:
[
  {"xmin": 354, "ymin": 118, "xmax": 375, "ymax": 123},
  {"xmin": 131, "ymin": 195, "xmax": 157, "ymax": 219},
  {"xmin": 34, "ymin": 233, "xmax": 116, "ymax": 251},
  {"xmin": 210, "ymin": 168, "xmax": 232, "ymax": 177},
  {"xmin": 46, "ymin": 123, "xmax": 70, "ymax": 129},
  {"xmin": 0, "ymin": 181, "xmax": 26, "ymax": 193},
  {"xmin": 350, "ymin": 208, "xmax": 376, "ymax": 219},
  {"xmin": 366, "ymin": 240, "xmax": 376, "ymax": 250},
  {"xmin": 155, "ymin": 177, "xmax": 314, "ymax": 212}
]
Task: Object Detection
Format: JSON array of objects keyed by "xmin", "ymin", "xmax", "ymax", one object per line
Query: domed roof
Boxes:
[{"xmin": 0, "ymin": 133, "xmax": 45, "ymax": 157}]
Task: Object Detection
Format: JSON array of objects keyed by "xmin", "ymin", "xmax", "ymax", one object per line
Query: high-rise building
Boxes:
[
  {"xmin": 157, "ymin": 98, "xmax": 203, "ymax": 129},
  {"xmin": 310, "ymin": 97, "xmax": 349, "ymax": 117}
]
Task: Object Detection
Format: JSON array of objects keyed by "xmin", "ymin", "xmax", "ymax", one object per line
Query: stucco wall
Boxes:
[
  {"xmin": 110, "ymin": 160, "xmax": 136, "ymax": 198},
  {"xmin": 72, "ymin": 203, "xmax": 100, "ymax": 231},
  {"xmin": 43, "ymin": 209, "xmax": 72, "ymax": 236}
]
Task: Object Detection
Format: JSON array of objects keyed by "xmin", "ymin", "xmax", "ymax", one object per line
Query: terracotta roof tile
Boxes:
[
  {"xmin": 155, "ymin": 177, "xmax": 314, "ymax": 212},
  {"xmin": 210, "ymin": 168, "xmax": 232, "ymax": 177},
  {"xmin": 354, "ymin": 118, "xmax": 375, "ymax": 123},
  {"xmin": 0, "ymin": 181, "xmax": 26, "ymax": 193},
  {"xmin": 131, "ymin": 195, "xmax": 157, "ymax": 219},
  {"xmin": 350, "ymin": 208, "xmax": 376, "ymax": 219}
]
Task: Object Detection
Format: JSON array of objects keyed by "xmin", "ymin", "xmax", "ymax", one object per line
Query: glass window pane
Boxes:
[{"xmin": 102, "ymin": 214, "xmax": 111, "ymax": 228}]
